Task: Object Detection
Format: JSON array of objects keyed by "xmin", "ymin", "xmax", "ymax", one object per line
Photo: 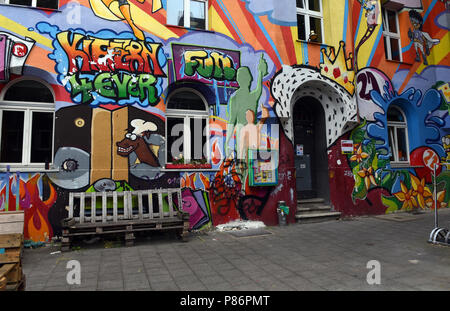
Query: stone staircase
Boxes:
[{"xmin": 295, "ymin": 198, "xmax": 341, "ymax": 223}]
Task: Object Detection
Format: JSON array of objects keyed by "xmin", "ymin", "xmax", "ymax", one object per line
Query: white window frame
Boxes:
[
  {"xmin": 382, "ymin": 8, "xmax": 403, "ymax": 62},
  {"xmin": 0, "ymin": 78, "xmax": 55, "ymax": 170},
  {"xmin": 165, "ymin": 88, "xmax": 210, "ymax": 165},
  {"xmin": 296, "ymin": 0, "xmax": 324, "ymax": 43},
  {"xmin": 387, "ymin": 105, "xmax": 409, "ymax": 164},
  {"xmin": 167, "ymin": 0, "xmax": 208, "ymax": 30},
  {"xmin": 0, "ymin": 0, "xmax": 59, "ymax": 9}
]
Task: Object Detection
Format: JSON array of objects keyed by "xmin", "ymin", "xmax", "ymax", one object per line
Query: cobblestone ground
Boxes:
[{"xmin": 22, "ymin": 209, "xmax": 450, "ymax": 291}]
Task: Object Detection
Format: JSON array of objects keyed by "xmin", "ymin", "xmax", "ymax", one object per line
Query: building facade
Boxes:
[{"xmin": 0, "ymin": 0, "xmax": 448, "ymax": 242}]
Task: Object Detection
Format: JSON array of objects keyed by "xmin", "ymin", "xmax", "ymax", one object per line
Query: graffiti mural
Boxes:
[{"xmin": 0, "ymin": 0, "xmax": 448, "ymax": 241}]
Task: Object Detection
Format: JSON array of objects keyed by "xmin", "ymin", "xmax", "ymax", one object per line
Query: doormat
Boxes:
[
  {"xmin": 374, "ymin": 213, "xmax": 424, "ymax": 222},
  {"xmin": 227, "ymin": 228, "xmax": 273, "ymax": 238}
]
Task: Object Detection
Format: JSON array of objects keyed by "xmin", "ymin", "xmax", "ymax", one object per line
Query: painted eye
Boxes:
[
  {"xmin": 126, "ymin": 133, "xmax": 131, "ymax": 138},
  {"xmin": 130, "ymin": 134, "xmax": 137, "ymax": 141}
]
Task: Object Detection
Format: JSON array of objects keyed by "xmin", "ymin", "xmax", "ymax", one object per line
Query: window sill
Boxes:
[
  {"xmin": 0, "ymin": 3, "xmax": 61, "ymax": 12},
  {"xmin": 162, "ymin": 164, "xmax": 218, "ymax": 172},
  {"xmin": 165, "ymin": 24, "xmax": 214, "ymax": 34},
  {"xmin": 0, "ymin": 165, "xmax": 60, "ymax": 173},
  {"xmin": 384, "ymin": 59, "xmax": 414, "ymax": 66},
  {"xmin": 389, "ymin": 162, "xmax": 412, "ymax": 168},
  {"xmin": 165, "ymin": 163, "xmax": 212, "ymax": 169},
  {"xmin": 296, "ymin": 40, "xmax": 328, "ymax": 47}
]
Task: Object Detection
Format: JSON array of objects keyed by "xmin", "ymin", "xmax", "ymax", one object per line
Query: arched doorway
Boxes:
[{"xmin": 293, "ymin": 96, "xmax": 329, "ymax": 203}]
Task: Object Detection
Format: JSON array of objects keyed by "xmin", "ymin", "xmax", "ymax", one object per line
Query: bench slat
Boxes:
[
  {"xmin": 113, "ymin": 192, "xmax": 118, "ymax": 222},
  {"xmin": 91, "ymin": 193, "xmax": 96, "ymax": 223},
  {"xmin": 127, "ymin": 191, "xmax": 133, "ymax": 219},
  {"xmin": 148, "ymin": 191, "xmax": 153, "ymax": 220},
  {"xmin": 102, "ymin": 192, "xmax": 107, "ymax": 223},
  {"xmin": 80, "ymin": 193, "xmax": 85, "ymax": 224},
  {"xmin": 69, "ymin": 192, "xmax": 74, "ymax": 219},
  {"xmin": 158, "ymin": 191, "xmax": 163, "ymax": 219},
  {"xmin": 138, "ymin": 192, "xmax": 143, "ymax": 220},
  {"xmin": 168, "ymin": 191, "xmax": 174, "ymax": 218}
]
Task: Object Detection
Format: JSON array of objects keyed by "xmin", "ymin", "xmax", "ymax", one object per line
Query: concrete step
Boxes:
[
  {"xmin": 295, "ymin": 211, "xmax": 342, "ymax": 224},
  {"xmin": 297, "ymin": 198, "xmax": 325, "ymax": 204},
  {"xmin": 297, "ymin": 205, "xmax": 331, "ymax": 213}
]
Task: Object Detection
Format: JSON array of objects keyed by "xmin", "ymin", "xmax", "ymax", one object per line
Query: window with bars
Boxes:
[
  {"xmin": 387, "ymin": 105, "xmax": 409, "ymax": 164},
  {"xmin": 296, "ymin": 0, "xmax": 324, "ymax": 43},
  {"xmin": 0, "ymin": 0, "xmax": 58, "ymax": 9},
  {"xmin": 167, "ymin": 0, "xmax": 208, "ymax": 30},
  {"xmin": 0, "ymin": 79, "xmax": 55, "ymax": 167},
  {"xmin": 382, "ymin": 8, "xmax": 402, "ymax": 62}
]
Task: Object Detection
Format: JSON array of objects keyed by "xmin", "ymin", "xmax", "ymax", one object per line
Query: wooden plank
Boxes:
[
  {"xmin": 177, "ymin": 189, "xmax": 182, "ymax": 216},
  {"xmin": 0, "ymin": 212, "xmax": 24, "ymax": 224},
  {"xmin": 113, "ymin": 191, "xmax": 118, "ymax": 222},
  {"xmin": 4, "ymin": 263, "xmax": 21, "ymax": 284},
  {"xmin": 68, "ymin": 192, "xmax": 74, "ymax": 219},
  {"xmin": 79, "ymin": 192, "xmax": 85, "ymax": 224},
  {"xmin": 127, "ymin": 191, "xmax": 133, "ymax": 219},
  {"xmin": 148, "ymin": 191, "xmax": 153, "ymax": 219},
  {"xmin": 0, "ymin": 251, "xmax": 20, "ymax": 264},
  {"xmin": 138, "ymin": 192, "xmax": 143, "ymax": 220},
  {"xmin": 102, "ymin": 192, "xmax": 107, "ymax": 223},
  {"xmin": 0, "ymin": 234, "xmax": 23, "ymax": 249},
  {"xmin": 158, "ymin": 191, "xmax": 163, "ymax": 219},
  {"xmin": 123, "ymin": 192, "xmax": 128, "ymax": 219},
  {"xmin": 168, "ymin": 191, "xmax": 174, "ymax": 218},
  {"xmin": 91, "ymin": 192, "xmax": 96, "ymax": 223},
  {"xmin": 0, "ymin": 223, "xmax": 23, "ymax": 235},
  {"xmin": 0, "ymin": 276, "xmax": 6, "ymax": 291},
  {"xmin": 0, "ymin": 263, "xmax": 15, "ymax": 278}
]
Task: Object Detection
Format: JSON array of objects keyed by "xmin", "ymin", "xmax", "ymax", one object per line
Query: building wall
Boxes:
[{"xmin": 0, "ymin": 0, "xmax": 448, "ymax": 242}]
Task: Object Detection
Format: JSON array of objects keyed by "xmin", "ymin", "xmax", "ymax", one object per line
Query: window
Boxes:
[
  {"xmin": 296, "ymin": 0, "xmax": 323, "ymax": 43},
  {"xmin": 0, "ymin": 0, "xmax": 58, "ymax": 9},
  {"xmin": 382, "ymin": 8, "xmax": 402, "ymax": 62},
  {"xmin": 387, "ymin": 106, "xmax": 409, "ymax": 164},
  {"xmin": 167, "ymin": 0, "xmax": 208, "ymax": 30},
  {"xmin": 0, "ymin": 79, "xmax": 55, "ymax": 167},
  {"xmin": 166, "ymin": 89, "xmax": 210, "ymax": 165}
]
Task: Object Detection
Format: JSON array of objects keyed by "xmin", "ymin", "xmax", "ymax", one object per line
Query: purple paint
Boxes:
[{"xmin": 0, "ymin": 34, "xmax": 7, "ymax": 81}]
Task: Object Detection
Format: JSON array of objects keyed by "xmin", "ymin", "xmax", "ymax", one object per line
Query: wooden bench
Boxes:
[{"xmin": 61, "ymin": 188, "xmax": 190, "ymax": 251}]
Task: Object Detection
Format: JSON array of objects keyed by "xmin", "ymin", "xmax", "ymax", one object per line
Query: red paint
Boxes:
[
  {"xmin": 410, "ymin": 147, "xmax": 442, "ymax": 184},
  {"xmin": 333, "ymin": 67, "xmax": 341, "ymax": 79}
]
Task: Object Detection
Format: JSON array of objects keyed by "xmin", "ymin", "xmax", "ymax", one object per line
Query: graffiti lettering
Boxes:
[
  {"xmin": 357, "ymin": 71, "xmax": 381, "ymax": 101},
  {"xmin": 52, "ymin": 30, "xmax": 166, "ymax": 106},
  {"xmin": 184, "ymin": 50, "xmax": 237, "ymax": 81},
  {"xmin": 57, "ymin": 31, "xmax": 165, "ymax": 75},
  {"xmin": 69, "ymin": 72, "xmax": 158, "ymax": 105}
]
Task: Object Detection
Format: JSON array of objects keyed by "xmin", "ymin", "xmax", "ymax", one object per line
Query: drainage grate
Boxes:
[{"xmin": 227, "ymin": 228, "xmax": 273, "ymax": 238}]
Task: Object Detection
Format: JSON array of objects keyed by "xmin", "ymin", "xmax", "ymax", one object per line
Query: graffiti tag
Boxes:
[{"xmin": 56, "ymin": 31, "xmax": 166, "ymax": 106}]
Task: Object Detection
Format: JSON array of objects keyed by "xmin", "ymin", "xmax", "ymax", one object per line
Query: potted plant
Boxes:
[{"xmin": 166, "ymin": 154, "xmax": 212, "ymax": 169}]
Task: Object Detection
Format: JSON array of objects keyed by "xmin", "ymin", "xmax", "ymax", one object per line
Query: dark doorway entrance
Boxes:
[{"xmin": 293, "ymin": 96, "xmax": 329, "ymax": 203}]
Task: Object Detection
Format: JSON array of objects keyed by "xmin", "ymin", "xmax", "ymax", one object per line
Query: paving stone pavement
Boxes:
[{"xmin": 22, "ymin": 209, "xmax": 450, "ymax": 291}]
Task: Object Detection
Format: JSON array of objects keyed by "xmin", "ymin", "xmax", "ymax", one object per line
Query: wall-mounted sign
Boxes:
[
  {"xmin": 296, "ymin": 144, "xmax": 304, "ymax": 156},
  {"xmin": 248, "ymin": 149, "xmax": 278, "ymax": 186},
  {"xmin": 341, "ymin": 140, "xmax": 354, "ymax": 154}
]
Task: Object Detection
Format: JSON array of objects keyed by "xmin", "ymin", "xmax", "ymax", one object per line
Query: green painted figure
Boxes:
[{"xmin": 225, "ymin": 54, "xmax": 268, "ymax": 160}]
